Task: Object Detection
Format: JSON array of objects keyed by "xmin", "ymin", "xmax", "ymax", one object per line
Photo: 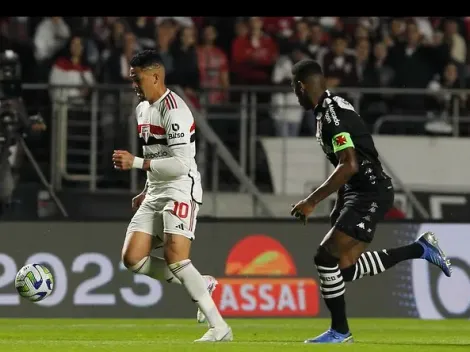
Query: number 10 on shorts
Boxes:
[{"xmin": 173, "ymin": 201, "xmax": 189, "ymax": 218}]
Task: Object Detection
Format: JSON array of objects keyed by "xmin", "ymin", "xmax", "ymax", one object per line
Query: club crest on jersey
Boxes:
[{"xmin": 140, "ymin": 124, "xmax": 150, "ymax": 143}]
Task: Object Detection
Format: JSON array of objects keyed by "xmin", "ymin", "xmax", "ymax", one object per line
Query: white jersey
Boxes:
[{"xmin": 136, "ymin": 89, "xmax": 202, "ymax": 203}]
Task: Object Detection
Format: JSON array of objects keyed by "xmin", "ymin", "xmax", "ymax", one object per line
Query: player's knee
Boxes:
[
  {"xmin": 121, "ymin": 250, "xmax": 146, "ymax": 270},
  {"xmin": 314, "ymin": 246, "xmax": 339, "ymax": 267}
]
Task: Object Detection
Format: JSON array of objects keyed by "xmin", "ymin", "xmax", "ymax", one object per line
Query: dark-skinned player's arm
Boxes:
[
  {"xmin": 307, "ymin": 101, "xmax": 359, "ymax": 205},
  {"xmin": 291, "ymin": 102, "xmax": 359, "ymax": 224},
  {"xmin": 306, "ymin": 145, "xmax": 358, "ymax": 206}
]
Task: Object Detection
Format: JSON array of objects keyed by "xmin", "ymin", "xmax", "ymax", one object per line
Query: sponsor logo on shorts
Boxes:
[{"xmin": 212, "ymin": 235, "xmax": 319, "ymax": 317}]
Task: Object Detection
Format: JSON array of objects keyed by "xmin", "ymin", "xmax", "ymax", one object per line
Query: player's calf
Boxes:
[
  {"xmin": 340, "ymin": 234, "xmax": 446, "ymax": 282},
  {"xmin": 164, "ymin": 233, "xmax": 229, "ymax": 333},
  {"xmin": 314, "ymin": 246, "xmax": 349, "ymax": 335}
]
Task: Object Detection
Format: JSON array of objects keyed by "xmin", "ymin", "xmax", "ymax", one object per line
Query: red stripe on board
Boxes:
[{"xmin": 137, "ymin": 124, "xmax": 165, "ymax": 135}]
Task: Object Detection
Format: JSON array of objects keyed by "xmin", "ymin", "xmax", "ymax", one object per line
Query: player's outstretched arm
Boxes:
[
  {"xmin": 307, "ymin": 147, "xmax": 358, "ymax": 206},
  {"xmin": 141, "ymin": 144, "xmax": 191, "ymax": 177},
  {"xmin": 291, "ymin": 146, "xmax": 358, "ymax": 224}
]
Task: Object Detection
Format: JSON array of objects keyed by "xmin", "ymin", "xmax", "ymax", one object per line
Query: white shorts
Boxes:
[{"xmin": 126, "ymin": 197, "xmax": 200, "ymax": 245}]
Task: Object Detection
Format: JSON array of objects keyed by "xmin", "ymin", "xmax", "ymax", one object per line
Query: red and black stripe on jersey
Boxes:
[{"xmin": 158, "ymin": 92, "xmax": 178, "ymax": 116}]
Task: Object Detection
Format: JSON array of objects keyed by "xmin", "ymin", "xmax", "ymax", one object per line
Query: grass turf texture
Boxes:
[{"xmin": 0, "ymin": 318, "xmax": 468, "ymax": 351}]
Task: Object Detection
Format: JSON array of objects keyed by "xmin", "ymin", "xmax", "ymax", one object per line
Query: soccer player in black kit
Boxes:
[{"xmin": 290, "ymin": 60, "xmax": 452, "ymax": 344}]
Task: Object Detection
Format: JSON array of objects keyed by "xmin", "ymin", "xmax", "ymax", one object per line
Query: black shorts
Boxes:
[{"xmin": 330, "ymin": 180, "xmax": 394, "ymax": 243}]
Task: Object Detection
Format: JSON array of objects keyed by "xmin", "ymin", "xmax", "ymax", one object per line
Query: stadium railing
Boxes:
[{"xmin": 21, "ymin": 84, "xmax": 470, "ymax": 218}]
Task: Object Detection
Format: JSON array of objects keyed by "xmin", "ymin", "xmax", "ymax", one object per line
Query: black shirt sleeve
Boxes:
[{"xmin": 322, "ymin": 96, "xmax": 359, "ymax": 153}]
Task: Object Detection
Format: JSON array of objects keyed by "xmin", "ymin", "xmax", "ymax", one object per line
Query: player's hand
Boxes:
[
  {"xmin": 112, "ymin": 150, "xmax": 135, "ymax": 171},
  {"xmin": 132, "ymin": 192, "xmax": 146, "ymax": 212},
  {"xmin": 291, "ymin": 199, "xmax": 316, "ymax": 225}
]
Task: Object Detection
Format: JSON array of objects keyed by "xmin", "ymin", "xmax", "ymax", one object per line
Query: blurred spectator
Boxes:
[
  {"xmin": 415, "ymin": 17, "xmax": 434, "ymax": 44},
  {"xmin": 443, "ymin": 18, "xmax": 467, "ymax": 64},
  {"xmin": 172, "ymin": 26, "xmax": 201, "ymax": 106},
  {"xmin": 157, "ymin": 17, "xmax": 194, "ymax": 28},
  {"xmin": 383, "ymin": 18, "xmax": 406, "ymax": 47},
  {"xmin": 234, "ymin": 18, "xmax": 249, "ymax": 38},
  {"xmin": 102, "ymin": 32, "xmax": 138, "ymax": 84},
  {"xmin": 1, "ymin": 17, "xmax": 31, "ymax": 48},
  {"xmin": 155, "ymin": 18, "xmax": 178, "ymax": 83},
  {"xmin": 322, "ymin": 33, "xmax": 358, "ymax": 89},
  {"xmin": 231, "ymin": 16, "xmax": 278, "ymax": 85},
  {"xmin": 0, "ymin": 17, "xmax": 38, "ymax": 105},
  {"xmin": 389, "ymin": 21, "xmax": 449, "ymax": 113},
  {"xmin": 197, "ymin": 25, "xmax": 230, "ymax": 105},
  {"xmin": 356, "ymin": 17, "xmax": 381, "ymax": 36},
  {"xmin": 101, "ymin": 31, "xmax": 138, "ymax": 171},
  {"xmin": 355, "ymin": 39, "xmax": 371, "ymax": 85},
  {"xmin": 92, "ymin": 17, "xmax": 118, "ymax": 51},
  {"xmin": 48, "ymin": 35, "xmax": 94, "ymax": 104},
  {"xmin": 34, "ymin": 17, "xmax": 71, "ymax": 80},
  {"xmin": 352, "ymin": 24, "xmax": 370, "ymax": 48},
  {"xmin": 291, "ymin": 19, "xmax": 310, "ymax": 53},
  {"xmin": 109, "ymin": 20, "xmax": 128, "ymax": 53},
  {"xmin": 129, "ymin": 17, "xmax": 157, "ymax": 50},
  {"xmin": 359, "ymin": 41, "xmax": 395, "ymax": 122},
  {"xmin": 370, "ymin": 42, "xmax": 394, "ymax": 87},
  {"xmin": 262, "ymin": 17, "xmax": 295, "ymax": 39},
  {"xmin": 305, "ymin": 22, "xmax": 328, "ymax": 62},
  {"xmin": 319, "ymin": 17, "xmax": 339, "ymax": 32},
  {"xmin": 271, "ymin": 50, "xmax": 308, "ymax": 136},
  {"xmin": 426, "ymin": 62, "xmax": 466, "ymax": 134}
]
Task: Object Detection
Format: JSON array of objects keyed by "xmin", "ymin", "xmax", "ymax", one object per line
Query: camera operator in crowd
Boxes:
[{"xmin": 0, "ymin": 50, "xmax": 46, "ymax": 217}]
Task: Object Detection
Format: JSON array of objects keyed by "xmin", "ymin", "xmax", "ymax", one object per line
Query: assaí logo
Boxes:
[{"xmin": 212, "ymin": 235, "xmax": 319, "ymax": 317}]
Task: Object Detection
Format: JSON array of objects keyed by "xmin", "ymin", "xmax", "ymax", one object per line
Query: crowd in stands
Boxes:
[
  {"xmin": 2, "ymin": 16, "xmax": 470, "ymax": 135},
  {"xmin": 1, "ymin": 17, "xmax": 470, "ymax": 193}
]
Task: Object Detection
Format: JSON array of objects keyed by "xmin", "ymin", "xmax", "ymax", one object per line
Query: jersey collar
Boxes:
[
  {"xmin": 153, "ymin": 88, "xmax": 171, "ymax": 105},
  {"xmin": 313, "ymin": 89, "xmax": 331, "ymax": 113}
]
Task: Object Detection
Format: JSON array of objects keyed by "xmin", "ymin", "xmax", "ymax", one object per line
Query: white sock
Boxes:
[
  {"xmin": 169, "ymin": 259, "xmax": 226, "ymax": 328},
  {"xmin": 130, "ymin": 256, "xmax": 181, "ymax": 284}
]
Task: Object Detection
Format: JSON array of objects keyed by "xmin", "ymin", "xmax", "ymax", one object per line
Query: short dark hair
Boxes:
[
  {"xmin": 291, "ymin": 59, "xmax": 323, "ymax": 82},
  {"xmin": 130, "ymin": 50, "xmax": 163, "ymax": 69}
]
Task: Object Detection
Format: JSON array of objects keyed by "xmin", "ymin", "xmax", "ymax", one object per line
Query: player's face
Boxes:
[
  {"xmin": 292, "ymin": 80, "xmax": 313, "ymax": 110},
  {"xmin": 129, "ymin": 67, "xmax": 146, "ymax": 101}
]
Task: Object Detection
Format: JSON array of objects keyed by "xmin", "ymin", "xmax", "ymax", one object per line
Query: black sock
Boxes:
[
  {"xmin": 314, "ymin": 247, "xmax": 349, "ymax": 334},
  {"xmin": 341, "ymin": 242, "xmax": 424, "ymax": 282}
]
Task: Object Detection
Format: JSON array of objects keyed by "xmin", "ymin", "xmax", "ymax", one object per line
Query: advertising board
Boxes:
[{"xmin": 0, "ymin": 221, "xmax": 465, "ymax": 319}]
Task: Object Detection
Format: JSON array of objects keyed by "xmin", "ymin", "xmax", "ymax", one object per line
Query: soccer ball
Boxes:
[{"xmin": 15, "ymin": 264, "xmax": 54, "ymax": 302}]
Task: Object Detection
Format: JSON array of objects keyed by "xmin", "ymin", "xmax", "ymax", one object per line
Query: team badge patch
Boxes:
[
  {"xmin": 332, "ymin": 132, "xmax": 354, "ymax": 153},
  {"xmin": 140, "ymin": 124, "xmax": 150, "ymax": 143}
]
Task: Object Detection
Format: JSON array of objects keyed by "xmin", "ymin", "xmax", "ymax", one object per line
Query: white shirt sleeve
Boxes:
[{"xmin": 149, "ymin": 108, "xmax": 193, "ymax": 178}]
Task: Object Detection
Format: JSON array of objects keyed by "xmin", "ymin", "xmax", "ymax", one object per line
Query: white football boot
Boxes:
[
  {"xmin": 197, "ymin": 276, "xmax": 218, "ymax": 324},
  {"xmin": 194, "ymin": 325, "xmax": 233, "ymax": 342}
]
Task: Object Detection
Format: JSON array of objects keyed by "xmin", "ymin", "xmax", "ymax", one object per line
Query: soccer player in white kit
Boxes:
[{"xmin": 112, "ymin": 50, "xmax": 232, "ymax": 342}]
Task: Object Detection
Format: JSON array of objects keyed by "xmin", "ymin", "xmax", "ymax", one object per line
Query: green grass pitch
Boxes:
[{"xmin": 0, "ymin": 318, "xmax": 468, "ymax": 351}]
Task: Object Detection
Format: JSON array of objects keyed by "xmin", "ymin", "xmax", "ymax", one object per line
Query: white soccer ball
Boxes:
[{"xmin": 15, "ymin": 264, "xmax": 54, "ymax": 302}]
